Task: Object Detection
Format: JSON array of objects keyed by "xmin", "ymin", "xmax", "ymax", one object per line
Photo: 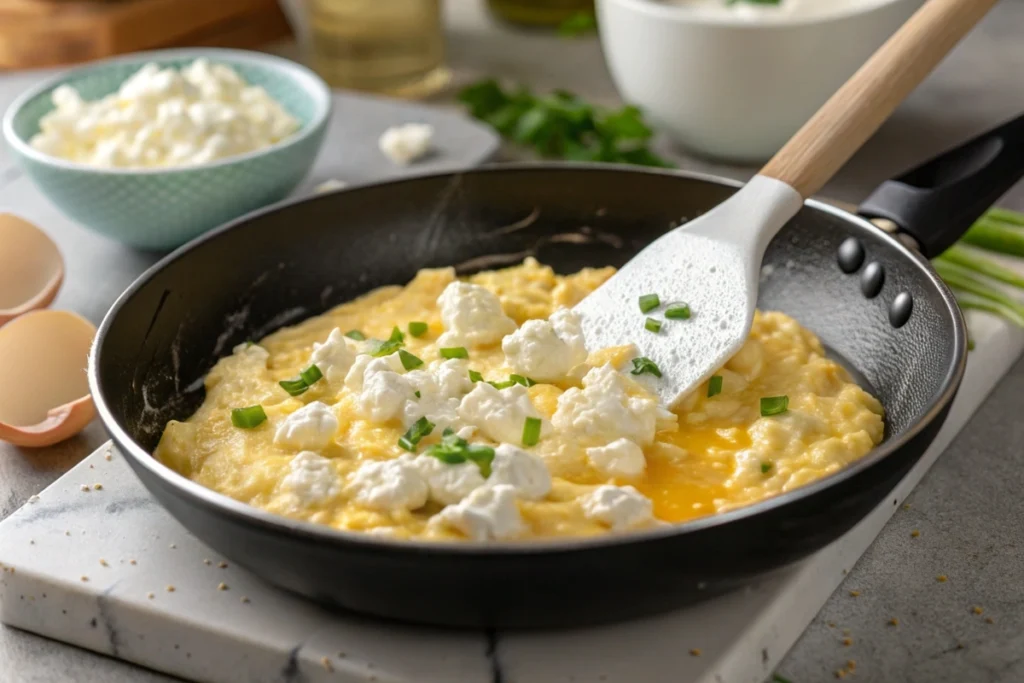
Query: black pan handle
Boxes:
[{"xmin": 858, "ymin": 112, "xmax": 1024, "ymax": 258}]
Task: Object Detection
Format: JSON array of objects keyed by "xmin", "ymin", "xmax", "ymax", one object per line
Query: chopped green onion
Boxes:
[
  {"xmin": 771, "ymin": 674, "xmax": 794, "ymax": 683},
  {"xmin": 707, "ymin": 375, "xmax": 723, "ymax": 398},
  {"xmin": 489, "ymin": 379, "xmax": 517, "ymax": 390},
  {"xmin": 468, "ymin": 369, "xmax": 484, "ymax": 382},
  {"xmin": 522, "ymin": 417, "xmax": 542, "ymax": 446},
  {"xmin": 630, "ymin": 356, "xmax": 662, "ymax": 378},
  {"xmin": 344, "ymin": 329, "xmax": 366, "ymax": 341},
  {"xmin": 760, "ymin": 396, "xmax": 789, "ymax": 416},
  {"xmin": 665, "ymin": 303, "xmax": 691, "ymax": 320},
  {"xmin": 638, "ymin": 293, "xmax": 660, "ymax": 313},
  {"xmin": 279, "ymin": 378, "xmax": 310, "ymax": 396},
  {"xmin": 465, "ymin": 445, "xmax": 496, "ymax": 477},
  {"xmin": 424, "ymin": 430, "xmax": 494, "ymax": 475},
  {"xmin": 231, "ymin": 405, "xmax": 267, "ymax": 429},
  {"xmin": 761, "ymin": 461, "xmax": 773, "ymax": 474},
  {"xmin": 509, "ymin": 374, "xmax": 536, "ymax": 387},
  {"xmin": 440, "ymin": 347, "xmax": 469, "ymax": 359},
  {"xmin": 398, "ymin": 349, "xmax": 424, "ymax": 370},
  {"xmin": 299, "ymin": 364, "xmax": 323, "ymax": 386},
  {"xmin": 369, "ymin": 339, "xmax": 403, "ymax": 357},
  {"xmin": 414, "ymin": 390, "xmax": 421, "ymax": 398},
  {"xmin": 408, "ymin": 321, "xmax": 429, "ymax": 338},
  {"xmin": 398, "ymin": 417, "xmax": 435, "ymax": 452},
  {"xmin": 645, "ymin": 317, "xmax": 662, "ymax": 333},
  {"xmin": 389, "ymin": 326, "xmax": 405, "ymax": 343}
]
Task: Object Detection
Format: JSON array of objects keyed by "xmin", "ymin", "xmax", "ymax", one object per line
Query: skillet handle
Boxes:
[{"xmin": 858, "ymin": 112, "xmax": 1024, "ymax": 259}]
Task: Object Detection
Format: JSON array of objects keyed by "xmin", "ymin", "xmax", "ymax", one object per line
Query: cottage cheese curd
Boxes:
[
  {"xmin": 378, "ymin": 123, "xmax": 433, "ymax": 165},
  {"xmin": 155, "ymin": 257, "xmax": 884, "ymax": 543},
  {"xmin": 29, "ymin": 59, "xmax": 300, "ymax": 169}
]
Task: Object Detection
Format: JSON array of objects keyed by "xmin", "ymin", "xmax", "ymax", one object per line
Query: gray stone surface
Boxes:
[{"xmin": 1, "ymin": 0, "xmax": 1024, "ymax": 681}]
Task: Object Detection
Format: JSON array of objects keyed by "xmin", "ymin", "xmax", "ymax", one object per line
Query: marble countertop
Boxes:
[{"xmin": 2, "ymin": 1, "xmax": 1024, "ymax": 681}]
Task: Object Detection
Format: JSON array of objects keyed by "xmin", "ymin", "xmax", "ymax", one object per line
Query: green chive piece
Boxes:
[
  {"xmin": 644, "ymin": 317, "xmax": 662, "ymax": 333},
  {"xmin": 408, "ymin": 321, "xmax": 429, "ymax": 338},
  {"xmin": 231, "ymin": 405, "xmax": 267, "ymax": 429},
  {"xmin": 389, "ymin": 326, "xmax": 405, "ymax": 343},
  {"xmin": 630, "ymin": 356, "xmax": 662, "ymax": 378},
  {"xmin": 465, "ymin": 445, "xmax": 496, "ymax": 477},
  {"xmin": 522, "ymin": 417, "xmax": 542, "ymax": 446},
  {"xmin": 369, "ymin": 339, "xmax": 403, "ymax": 357},
  {"xmin": 299, "ymin": 364, "xmax": 323, "ymax": 386},
  {"xmin": 760, "ymin": 395, "xmax": 789, "ymax": 416},
  {"xmin": 398, "ymin": 416, "xmax": 435, "ymax": 452},
  {"xmin": 761, "ymin": 461, "xmax": 773, "ymax": 474},
  {"xmin": 665, "ymin": 303, "xmax": 691, "ymax": 320},
  {"xmin": 489, "ymin": 379, "xmax": 516, "ymax": 390},
  {"xmin": 771, "ymin": 674, "xmax": 794, "ymax": 683},
  {"xmin": 638, "ymin": 293, "xmax": 660, "ymax": 313},
  {"xmin": 440, "ymin": 347, "xmax": 469, "ymax": 359},
  {"xmin": 509, "ymin": 374, "xmax": 536, "ymax": 387},
  {"xmin": 344, "ymin": 329, "xmax": 366, "ymax": 341},
  {"xmin": 279, "ymin": 378, "xmax": 309, "ymax": 396},
  {"xmin": 707, "ymin": 375, "xmax": 723, "ymax": 398},
  {"xmin": 398, "ymin": 349, "xmax": 424, "ymax": 370},
  {"xmin": 468, "ymin": 369, "xmax": 484, "ymax": 382},
  {"xmin": 414, "ymin": 390, "xmax": 421, "ymax": 398},
  {"xmin": 424, "ymin": 430, "xmax": 494, "ymax": 475}
]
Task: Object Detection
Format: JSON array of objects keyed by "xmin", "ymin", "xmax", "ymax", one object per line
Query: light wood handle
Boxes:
[{"xmin": 760, "ymin": 0, "xmax": 998, "ymax": 199}]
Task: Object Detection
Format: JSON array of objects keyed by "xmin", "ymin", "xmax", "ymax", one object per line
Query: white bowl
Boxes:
[{"xmin": 597, "ymin": 0, "xmax": 923, "ymax": 162}]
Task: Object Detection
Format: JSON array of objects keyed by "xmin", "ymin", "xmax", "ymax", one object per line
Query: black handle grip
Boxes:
[{"xmin": 858, "ymin": 113, "xmax": 1024, "ymax": 258}]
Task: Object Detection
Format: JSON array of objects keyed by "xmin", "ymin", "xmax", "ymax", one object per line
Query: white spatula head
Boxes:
[{"xmin": 573, "ymin": 176, "xmax": 803, "ymax": 408}]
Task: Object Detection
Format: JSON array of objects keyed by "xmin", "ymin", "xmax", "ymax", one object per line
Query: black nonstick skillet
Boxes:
[{"xmin": 89, "ymin": 113, "xmax": 1024, "ymax": 628}]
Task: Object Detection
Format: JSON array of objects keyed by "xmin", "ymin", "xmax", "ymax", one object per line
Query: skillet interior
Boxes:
[{"xmin": 92, "ymin": 164, "xmax": 964, "ymax": 628}]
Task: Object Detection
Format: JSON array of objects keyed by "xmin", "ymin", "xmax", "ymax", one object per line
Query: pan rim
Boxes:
[{"xmin": 88, "ymin": 161, "xmax": 968, "ymax": 557}]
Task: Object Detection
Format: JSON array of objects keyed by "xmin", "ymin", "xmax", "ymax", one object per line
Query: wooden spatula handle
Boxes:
[{"xmin": 760, "ymin": 0, "xmax": 998, "ymax": 199}]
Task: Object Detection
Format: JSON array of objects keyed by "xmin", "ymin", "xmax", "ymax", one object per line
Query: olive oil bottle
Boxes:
[{"xmin": 307, "ymin": 0, "xmax": 450, "ymax": 98}]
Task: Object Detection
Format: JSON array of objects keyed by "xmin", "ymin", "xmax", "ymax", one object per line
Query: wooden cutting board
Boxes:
[{"xmin": 0, "ymin": 0, "xmax": 293, "ymax": 69}]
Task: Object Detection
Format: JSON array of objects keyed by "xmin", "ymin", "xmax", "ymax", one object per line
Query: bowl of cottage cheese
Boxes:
[{"xmin": 2, "ymin": 48, "xmax": 331, "ymax": 250}]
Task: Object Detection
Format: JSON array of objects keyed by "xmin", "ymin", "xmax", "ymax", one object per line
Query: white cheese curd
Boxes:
[
  {"xmin": 436, "ymin": 484, "xmax": 525, "ymax": 541},
  {"xmin": 280, "ymin": 451, "xmax": 341, "ymax": 506},
  {"xmin": 313, "ymin": 178, "xmax": 348, "ymax": 193},
  {"xmin": 413, "ymin": 455, "xmax": 486, "ymax": 506},
  {"xmin": 553, "ymin": 364, "xmax": 659, "ymax": 446},
  {"xmin": 309, "ymin": 328, "xmax": 357, "ymax": 384},
  {"xmin": 344, "ymin": 354, "xmax": 405, "ymax": 392},
  {"xmin": 436, "ymin": 282, "xmax": 516, "ymax": 348},
  {"xmin": 487, "ymin": 444, "xmax": 551, "ymax": 500},
  {"xmin": 274, "ymin": 401, "xmax": 339, "ymax": 451},
  {"xmin": 378, "ymin": 123, "xmax": 433, "ymax": 165},
  {"xmin": 501, "ymin": 308, "xmax": 588, "ymax": 382},
  {"xmin": 586, "ymin": 438, "xmax": 646, "ymax": 478},
  {"xmin": 401, "ymin": 369, "xmax": 462, "ymax": 431},
  {"xmin": 458, "ymin": 383, "xmax": 546, "ymax": 445},
  {"xmin": 433, "ymin": 359, "xmax": 475, "ymax": 397},
  {"xmin": 580, "ymin": 485, "xmax": 655, "ymax": 530},
  {"xmin": 358, "ymin": 368, "xmax": 416, "ymax": 423},
  {"xmin": 29, "ymin": 59, "xmax": 300, "ymax": 169},
  {"xmin": 348, "ymin": 455, "xmax": 429, "ymax": 512}
]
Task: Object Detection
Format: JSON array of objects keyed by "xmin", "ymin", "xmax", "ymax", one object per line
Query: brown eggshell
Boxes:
[
  {"xmin": 0, "ymin": 213, "xmax": 64, "ymax": 326},
  {"xmin": 0, "ymin": 309, "xmax": 95, "ymax": 448}
]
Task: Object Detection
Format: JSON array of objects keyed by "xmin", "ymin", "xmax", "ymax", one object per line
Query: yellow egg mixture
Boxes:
[{"xmin": 155, "ymin": 258, "xmax": 884, "ymax": 541}]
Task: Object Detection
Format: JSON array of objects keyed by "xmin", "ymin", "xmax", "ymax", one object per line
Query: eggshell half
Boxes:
[
  {"xmin": 0, "ymin": 213, "xmax": 64, "ymax": 326},
  {"xmin": 0, "ymin": 310, "xmax": 96, "ymax": 448}
]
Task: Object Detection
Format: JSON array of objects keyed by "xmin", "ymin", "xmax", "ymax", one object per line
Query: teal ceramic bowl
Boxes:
[{"xmin": 2, "ymin": 48, "xmax": 332, "ymax": 251}]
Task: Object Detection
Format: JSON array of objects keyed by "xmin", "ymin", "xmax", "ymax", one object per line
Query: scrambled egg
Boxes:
[{"xmin": 155, "ymin": 258, "xmax": 884, "ymax": 541}]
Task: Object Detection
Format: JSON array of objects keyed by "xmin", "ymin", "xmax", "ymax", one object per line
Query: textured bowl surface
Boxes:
[{"xmin": 2, "ymin": 48, "xmax": 331, "ymax": 251}]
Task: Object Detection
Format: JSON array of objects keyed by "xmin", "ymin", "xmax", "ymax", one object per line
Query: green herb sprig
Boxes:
[{"xmin": 458, "ymin": 80, "xmax": 672, "ymax": 168}]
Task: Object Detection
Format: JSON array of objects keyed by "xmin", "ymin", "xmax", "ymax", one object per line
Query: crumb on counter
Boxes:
[
  {"xmin": 972, "ymin": 606, "xmax": 984, "ymax": 615},
  {"xmin": 888, "ymin": 618, "xmax": 899, "ymax": 627},
  {"xmin": 842, "ymin": 637, "xmax": 853, "ymax": 647},
  {"xmin": 849, "ymin": 590, "xmax": 860, "ymax": 597},
  {"xmin": 911, "ymin": 530, "xmax": 920, "ymax": 538},
  {"xmin": 218, "ymin": 561, "xmax": 229, "ymax": 569},
  {"xmin": 937, "ymin": 575, "xmax": 948, "ymax": 583},
  {"xmin": 689, "ymin": 649, "xmax": 701, "ymax": 657},
  {"xmin": 321, "ymin": 657, "xmax": 334, "ymax": 672},
  {"xmin": 93, "ymin": 484, "xmax": 103, "ymax": 490},
  {"xmin": 79, "ymin": 485, "xmax": 89, "ymax": 492},
  {"xmin": 99, "ymin": 559, "xmax": 109, "ymax": 567},
  {"xmin": 166, "ymin": 585, "xmax": 176, "ymax": 592},
  {"xmin": 218, "ymin": 582, "xmax": 229, "ymax": 591}
]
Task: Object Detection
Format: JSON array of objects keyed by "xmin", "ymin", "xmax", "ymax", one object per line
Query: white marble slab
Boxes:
[{"xmin": 0, "ymin": 303, "xmax": 1020, "ymax": 683}]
